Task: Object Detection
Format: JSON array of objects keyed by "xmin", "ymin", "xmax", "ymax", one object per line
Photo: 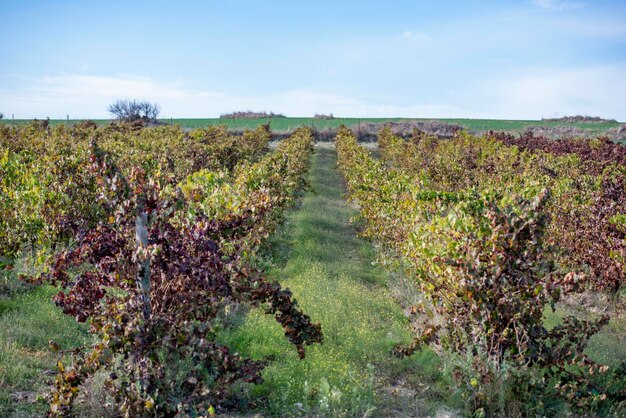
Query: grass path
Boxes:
[
  {"xmin": 222, "ymin": 147, "xmax": 451, "ymax": 417},
  {"xmin": 0, "ymin": 146, "xmax": 453, "ymax": 417}
]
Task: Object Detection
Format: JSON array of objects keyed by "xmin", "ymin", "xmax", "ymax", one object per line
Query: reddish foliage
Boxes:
[
  {"xmin": 490, "ymin": 131, "xmax": 626, "ymax": 175},
  {"xmin": 44, "ymin": 133, "xmax": 322, "ymax": 416}
]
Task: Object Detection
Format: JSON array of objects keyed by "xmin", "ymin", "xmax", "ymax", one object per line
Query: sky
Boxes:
[{"xmin": 0, "ymin": 0, "xmax": 625, "ymax": 120}]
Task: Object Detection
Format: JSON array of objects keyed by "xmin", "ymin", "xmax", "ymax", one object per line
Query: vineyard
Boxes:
[
  {"xmin": 0, "ymin": 121, "xmax": 625, "ymax": 416},
  {"xmin": 336, "ymin": 127, "xmax": 626, "ymax": 416}
]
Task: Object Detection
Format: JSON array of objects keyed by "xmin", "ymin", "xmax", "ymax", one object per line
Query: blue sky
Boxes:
[{"xmin": 1, "ymin": 0, "xmax": 625, "ymax": 120}]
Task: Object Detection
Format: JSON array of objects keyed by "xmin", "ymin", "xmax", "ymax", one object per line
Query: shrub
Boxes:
[
  {"xmin": 108, "ymin": 99, "xmax": 160, "ymax": 122},
  {"xmin": 220, "ymin": 111, "xmax": 285, "ymax": 119},
  {"xmin": 313, "ymin": 113, "xmax": 335, "ymax": 120}
]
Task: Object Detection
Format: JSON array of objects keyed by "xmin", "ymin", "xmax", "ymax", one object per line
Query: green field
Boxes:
[
  {"xmin": 166, "ymin": 117, "xmax": 622, "ymax": 134},
  {"xmin": 1, "ymin": 117, "xmax": 622, "ymax": 134}
]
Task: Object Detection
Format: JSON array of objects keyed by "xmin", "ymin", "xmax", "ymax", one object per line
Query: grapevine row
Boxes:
[
  {"xmin": 3, "ymin": 122, "xmax": 322, "ymax": 415},
  {"xmin": 489, "ymin": 130, "xmax": 626, "ymax": 175},
  {"xmin": 0, "ymin": 122, "xmax": 270, "ymax": 258},
  {"xmin": 378, "ymin": 127, "xmax": 626, "ymax": 293},
  {"xmin": 335, "ymin": 127, "xmax": 624, "ymax": 415}
]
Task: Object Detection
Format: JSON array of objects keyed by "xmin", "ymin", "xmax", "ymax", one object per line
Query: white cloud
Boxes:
[
  {"xmin": 553, "ymin": 19, "xmax": 626, "ymax": 40},
  {"xmin": 0, "ymin": 74, "xmax": 476, "ymax": 119},
  {"xmin": 1, "ymin": 69, "xmax": 624, "ymax": 121},
  {"xmin": 402, "ymin": 30, "xmax": 428, "ymax": 41},
  {"xmin": 261, "ymin": 89, "xmax": 473, "ymax": 118},
  {"xmin": 0, "ymin": 74, "xmax": 225, "ymax": 118},
  {"xmin": 475, "ymin": 65, "xmax": 626, "ymax": 120},
  {"xmin": 531, "ymin": 0, "xmax": 585, "ymax": 11},
  {"xmin": 27, "ymin": 74, "xmax": 224, "ymax": 100}
]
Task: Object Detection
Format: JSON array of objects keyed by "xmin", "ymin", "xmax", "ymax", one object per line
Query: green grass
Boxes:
[
  {"xmin": 1, "ymin": 117, "xmax": 621, "ymax": 134},
  {"xmin": 162, "ymin": 117, "xmax": 415, "ymax": 131},
  {"xmin": 0, "ymin": 119, "xmax": 111, "ymax": 127},
  {"xmin": 543, "ymin": 302, "xmax": 626, "ymax": 368},
  {"xmin": 0, "ymin": 286, "xmax": 89, "ymax": 417},
  {"xmin": 220, "ymin": 147, "xmax": 457, "ymax": 416},
  {"xmin": 435, "ymin": 118, "xmax": 621, "ymax": 133}
]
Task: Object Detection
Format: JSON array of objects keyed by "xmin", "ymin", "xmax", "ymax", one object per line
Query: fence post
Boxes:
[{"xmin": 135, "ymin": 201, "xmax": 151, "ymax": 322}]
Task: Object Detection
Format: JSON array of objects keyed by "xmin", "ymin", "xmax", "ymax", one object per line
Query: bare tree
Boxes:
[{"xmin": 108, "ymin": 99, "xmax": 161, "ymax": 122}]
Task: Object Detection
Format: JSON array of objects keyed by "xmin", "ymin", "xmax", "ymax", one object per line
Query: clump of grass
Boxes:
[
  {"xmin": 1, "ymin": 249, "xmax": 42, "ymax": 299},
  {"xmin": 0, "ymin": 285, "xmax": 89, "ymax": 416}
]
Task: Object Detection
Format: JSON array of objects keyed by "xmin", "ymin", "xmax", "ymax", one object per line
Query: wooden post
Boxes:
[{"xmin": 135, "ymin": 201, "xmax": 151, "ymax": 321}]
